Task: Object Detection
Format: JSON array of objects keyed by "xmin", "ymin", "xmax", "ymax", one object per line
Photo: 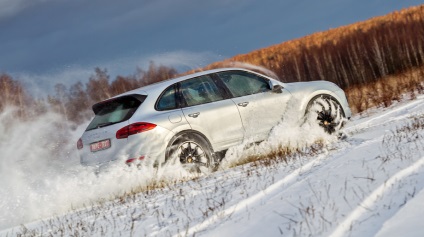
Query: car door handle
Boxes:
[
  {"xmin": 237, "ymin": 102, "xmax": 249, "ymax": 107},
  {"xmin": 188, "ymin": 112, "xmax": 200, "ymax": 118}
]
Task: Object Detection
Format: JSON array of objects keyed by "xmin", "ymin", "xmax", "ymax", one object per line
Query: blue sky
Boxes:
[{"xmin": 0, "ymin": 0, "xmax": 422, "ymax": 94}]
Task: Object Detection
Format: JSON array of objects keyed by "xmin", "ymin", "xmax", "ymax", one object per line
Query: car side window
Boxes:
[
  {"xmin": 217, "ymin": 71, "xmax": 271, "ymax": 97},
  {"xmin": 157, "ymin": 85, "xmax": 177, "ymax": 110},
  {"xmin": 180, "ymin": 75, "xmax": 224, "ymax": 107}
]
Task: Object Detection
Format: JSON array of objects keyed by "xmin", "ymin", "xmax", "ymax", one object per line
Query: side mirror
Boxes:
[
  {"xmin": 268, "ymin": 80, "xmax": 283, "ymax": 93},
  {"xmin": 272, "ymin": 84, "xmax": 283, "ymax": 93}
]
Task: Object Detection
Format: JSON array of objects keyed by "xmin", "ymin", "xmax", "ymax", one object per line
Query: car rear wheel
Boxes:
[
  {"xmin": 166, "ymin": 133, "xmax": 214, "ymax": 174},
  {"xmin": 307, "ymin": 96, "xmax": 346, "ymax": 134}
]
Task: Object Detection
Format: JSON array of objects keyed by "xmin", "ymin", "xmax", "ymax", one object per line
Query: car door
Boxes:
[
  {"xmin": 216, "ymin": 70, "xmax": 291, "ymax": 141},
  {"xmin": 179, "ymin": 75, "xmax": 245, "ymax": 151}
]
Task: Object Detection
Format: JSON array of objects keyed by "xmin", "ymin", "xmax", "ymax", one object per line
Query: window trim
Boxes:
[{"xmin": 210, "ymin": 73, "xmax": 233, "ymax": 99}]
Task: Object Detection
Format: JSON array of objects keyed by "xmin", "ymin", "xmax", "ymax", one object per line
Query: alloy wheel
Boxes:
[
  {"xmin": 176, "ymin": 141, "xmax": 209, "ymax": 173},
  {"xmin": 310, "ymin": 97, "xmax": 345, "ymax": 134}
]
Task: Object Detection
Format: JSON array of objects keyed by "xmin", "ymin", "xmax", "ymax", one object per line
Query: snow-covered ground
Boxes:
[{"xmin": 1, "ymin": 96, "xmax": 424, "ymax": 236}]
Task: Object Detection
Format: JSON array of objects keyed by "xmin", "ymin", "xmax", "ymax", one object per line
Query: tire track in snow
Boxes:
[
  {"xmin": 178, "ymin": 111, "xmax": 384, "ymax": 236},
  {"xmin": 329, "ymin": 156, "xmax": 424, "ymax": 237},
  {"xmin": 346, "ymin": 96, "xmax": 424, "ymax": 133},
  {"xmin": 176, "ymin": 98, "xmax": 419, "ymax": 236},
  {"xmin": 177, "ymin": 153, "xmax": 329, "ymax": 236},
  {"xmin": 178, "ymin": 137, "xmax": 373, "ymax": 236}
]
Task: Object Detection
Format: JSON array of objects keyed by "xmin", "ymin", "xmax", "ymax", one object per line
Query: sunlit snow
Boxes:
[{"xmin": 1, "ymin": 96, "xmax": 424, "ymax": 236}]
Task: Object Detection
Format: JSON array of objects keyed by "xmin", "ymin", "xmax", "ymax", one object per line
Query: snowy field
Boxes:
[{"xmin": 1, "ymin": 95, "xmax": 424, "ymax": 236}]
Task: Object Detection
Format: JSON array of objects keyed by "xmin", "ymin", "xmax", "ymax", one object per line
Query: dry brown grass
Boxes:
[
  {"xmin": 346, "ymin": 66, "xmax": 424, "ymax": 113},
  {"xmin": 225, "ymin": 140, "xmax": 326, "ymax": 169}
]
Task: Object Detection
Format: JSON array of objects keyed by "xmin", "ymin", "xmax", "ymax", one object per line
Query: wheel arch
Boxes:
[{"xmin": 165, "ymin": 129, "xmax": 214, "ymax": 158}]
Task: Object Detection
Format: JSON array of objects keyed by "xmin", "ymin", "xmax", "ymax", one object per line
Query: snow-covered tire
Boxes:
[{"xmin": 306, "ymin": 95, "xmax": 346, "ymax": 134}]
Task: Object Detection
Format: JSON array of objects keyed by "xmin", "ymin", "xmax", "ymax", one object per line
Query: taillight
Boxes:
[
  {"xmin": 116, "ymin": 122, "xmax": 157, "ymax": 139},
  {"xmin": 77, "ymin": 138, "xmax": 83, "ymax": 150}
]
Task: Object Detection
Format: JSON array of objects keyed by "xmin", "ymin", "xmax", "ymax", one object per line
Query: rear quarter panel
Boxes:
[{"xmin": 128, "ymin": 95, "xmax": 192, "ymax": 164}]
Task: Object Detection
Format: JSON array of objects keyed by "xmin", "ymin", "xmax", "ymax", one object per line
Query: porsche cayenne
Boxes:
[{"xmin": 77, "ymin": 68, "xmax": 351, "ymax": 172}]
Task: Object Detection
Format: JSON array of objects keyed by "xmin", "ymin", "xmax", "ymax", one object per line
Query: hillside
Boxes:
[{"xmin": 2, "ymin": 94, "xmax": 424, "ymax": 237}]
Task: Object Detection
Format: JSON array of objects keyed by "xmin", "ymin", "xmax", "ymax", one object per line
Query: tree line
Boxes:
[
  {"xmin": 197, "ymin": 5, "xmax": 424, "ymax": 112},
  {"xmin": 203, "ymin": 5, "xmax": 424, "ymax": 87},
  {"xmin": 1, "ymin": 5, "xmax": 424, "ymax": 122},
  {"xmin": 0, "ymin": 63, "xmax": 177, "ymax": 124}
]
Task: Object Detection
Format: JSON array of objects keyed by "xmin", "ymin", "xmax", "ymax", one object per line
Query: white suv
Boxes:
[{"xmin": 77, "ymin": 68, "xmax": 351, "ymax": 172}]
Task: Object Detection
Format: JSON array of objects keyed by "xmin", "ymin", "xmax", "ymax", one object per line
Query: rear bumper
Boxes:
[{"xmin": 79, "ymin": 126, "xmax": 172, "ymax": 169}]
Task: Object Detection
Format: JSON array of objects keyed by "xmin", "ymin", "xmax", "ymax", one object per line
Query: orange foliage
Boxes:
[{"xmin": 194, "ymin": 5, "xmax": 424, "ymax": 90}]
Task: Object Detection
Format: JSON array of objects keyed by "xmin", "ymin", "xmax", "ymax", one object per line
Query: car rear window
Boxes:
[{"xmin": 86, "ymin": 94, "xmax": 146, "ymax": 131}]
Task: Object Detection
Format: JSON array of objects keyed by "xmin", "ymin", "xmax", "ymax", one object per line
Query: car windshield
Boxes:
[{"xmin": 86, "ymin": 95, "xmax": 146, "ymax": 131}]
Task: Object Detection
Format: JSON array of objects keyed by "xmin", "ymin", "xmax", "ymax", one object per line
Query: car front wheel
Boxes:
[{"xmin": 307, "ymin": 96, "xmax": 346, "ymax": 134}]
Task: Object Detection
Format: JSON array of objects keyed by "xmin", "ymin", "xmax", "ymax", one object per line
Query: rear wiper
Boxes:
[
  {"xmin": 96, "ymin": 122, "xmax": 119, "ymax": 128},
  {"xmin": 85, "ymin": 121, "xmax": 120, "ymax": 131}
]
